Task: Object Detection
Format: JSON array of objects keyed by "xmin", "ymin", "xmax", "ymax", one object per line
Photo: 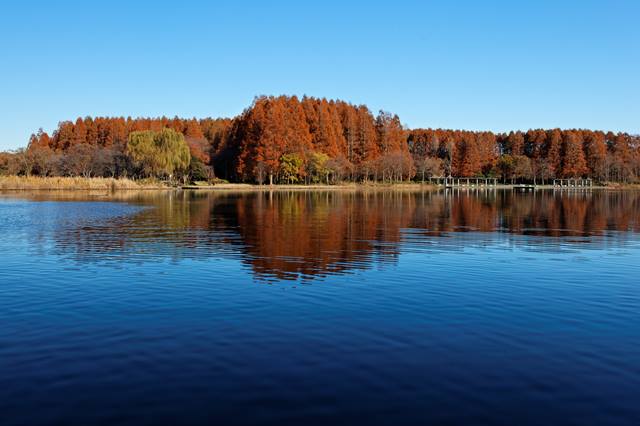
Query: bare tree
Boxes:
[
  {"xmin": 326, "ymin": 156, "xmax": 353, "ymax": 183},
  {"xmin": 254, "ymin": 161, "xmax": 268, "ymax": 185},
  {"xmin": 415, "ymin": 157, "xmax": 443, "ymax": 183},
  {"xmin": 62, "ymin": 144, "xmax": 96, "ymax": 177},
  {"xmin": 513, "ymin": 155, "xmax": 533, "ymax": 182}
]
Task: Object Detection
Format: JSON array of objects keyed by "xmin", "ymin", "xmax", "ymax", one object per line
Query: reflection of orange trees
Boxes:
[
  {"xmin": 409, "ymin": 192, "xmax": 499, "ymax": 234},
  {"xmin": 214, "ymin": 190, "xmax": 639, "ymax": 279},
  {"xmin": 233, "ymin": 192, "xmax": 414, "ymax": 279},
  {"xmin": 28, "ymin": 190, "xmax": 640, "ymax": 279}
]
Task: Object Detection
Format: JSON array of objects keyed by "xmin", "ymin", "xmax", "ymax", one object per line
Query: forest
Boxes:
[{"xmin": 1, "ymin": 95, "xmax": 639, "ymax": 184}]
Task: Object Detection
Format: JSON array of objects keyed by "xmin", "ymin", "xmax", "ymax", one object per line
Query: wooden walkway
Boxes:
[
  {"xmin": 553, "ymin": 179, "xmax": 593, "ymax": 188},
  {"xmin": 429, "ymin": 177, "xmax": 498, "ymax": 188},
  {"xmin": 429, "ymin": 177, "xmax": 594, "ymax": 190}
]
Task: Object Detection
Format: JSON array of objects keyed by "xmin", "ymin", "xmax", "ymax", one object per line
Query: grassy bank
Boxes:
[
  {"xmin": 184, "ymin": 182, "xmax": 640, "ymax": 191},
  {"xmin": 597, "ymin": 182, "xmax": 640, "ymax": 190},
  {"xmin": 0, "ymin": 176, "xmax": 168, "ymax": 191},
  {"xmin": 2, "ymin": 176, "xmax": 638, "ymax": 192},
  {"xmin": 182, "ymin": 182, "xmax": 443, "ymax": 191}
]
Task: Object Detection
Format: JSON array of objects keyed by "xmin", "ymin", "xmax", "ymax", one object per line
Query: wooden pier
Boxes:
[
  {"xmin": 553, "ymin": 178, "xmax": 593, "ymax": 188},
  {"xmin": 513, "ymin": 184, "xmax": 536, "ymax": 191},
  {"xmin": 429, "ymin": 177, "xmax": 498, "ymax": 188},
  {"xmin": 427, "ymin": 177, "xmax": 594, "ymax": 190}
]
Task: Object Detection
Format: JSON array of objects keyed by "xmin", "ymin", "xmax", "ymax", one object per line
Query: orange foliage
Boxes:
[{"xmin": 12, "ymin": 96, "xmax": 640, "ymax": 183}]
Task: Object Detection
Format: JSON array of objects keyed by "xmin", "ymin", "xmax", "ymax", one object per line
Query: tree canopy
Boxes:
[
  {"xmin": 127, "ymin": 129, "xmax": 191, "ymax": 180},
  {"xmin": 3, "ymin": 96, "xmax": 639, "ymax": 184}
]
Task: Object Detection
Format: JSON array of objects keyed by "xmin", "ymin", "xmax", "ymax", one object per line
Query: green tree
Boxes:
[
  {"xmin": 127, "ymin": 129, "xmax": 191, "ymax": 181},
  {"xmin": 279, "ymin": 153, "xmax": 304, "ymax": 184},
  {"xmin": 307, "ymin": 152, "xmax": 331, "ymax": 183},
  {"xmin": 127, "ymin": 131, "xmax": 157, "ymax": 177},
  {"xmin": 189, "ymin": 157, "xmax": 213, "ymax": 182}
]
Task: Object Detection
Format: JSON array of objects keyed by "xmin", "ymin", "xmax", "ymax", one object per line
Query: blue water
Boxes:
[{"xmin": 0, "ymin": 190, "xmax": 639, "ymax": 425}]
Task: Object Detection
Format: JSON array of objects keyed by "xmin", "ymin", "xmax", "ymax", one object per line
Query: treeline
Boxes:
[
  {"xmin": 1, "ymin": 117, "xmax": 229, "ymax": 182},
  {"xmin": 1, "ymin": 95, "xmax": 639, "ymax": 183},
  {"xmin": 408, "ymin": 128, "xmax": 640, "ymax": 183},
  {"xmin": 220, "ymin": 96, "xmax": 409, "ymax": 184}
]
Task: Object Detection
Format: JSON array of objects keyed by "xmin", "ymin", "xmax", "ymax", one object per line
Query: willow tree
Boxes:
[{"xmin": 127, "ymin": 128, "xmax": 191, "ymax": 181}]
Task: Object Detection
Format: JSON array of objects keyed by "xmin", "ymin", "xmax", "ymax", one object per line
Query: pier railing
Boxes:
[
  {"xmin": 426, "ymin": 177, "xmax": 594, "ymax": 190},
  {"xmin": 552, "ymin": 178, "xmax": 593, "ymax": 187},
  {"xmin": 429, "ymin": 177, "xmax": 498, "ymax": 187}
]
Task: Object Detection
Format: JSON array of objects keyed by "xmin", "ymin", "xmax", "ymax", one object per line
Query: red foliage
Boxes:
[{"xmin": 17, "ymin": 96, "xmax": 640, "ymax": 183}]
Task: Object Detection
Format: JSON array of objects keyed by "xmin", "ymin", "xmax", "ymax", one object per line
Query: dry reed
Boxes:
[{"xmin": 0, "ymin": 176, "xmax": 168, "ymax": 190}]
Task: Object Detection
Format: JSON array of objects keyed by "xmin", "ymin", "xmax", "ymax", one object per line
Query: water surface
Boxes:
[{"xmin": 1, "ymin": 189, "xmax": 639, "ymax": 425}]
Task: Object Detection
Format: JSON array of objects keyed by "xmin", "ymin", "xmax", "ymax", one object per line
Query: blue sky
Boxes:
[{"xmin": 1, "ymin": 0, "xmax": 638, "ymax": 150}]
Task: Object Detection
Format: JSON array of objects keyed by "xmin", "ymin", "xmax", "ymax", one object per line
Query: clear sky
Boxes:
[{"xmin": 1, "ymin": 0, "xmax": 638, "ymax": 150}]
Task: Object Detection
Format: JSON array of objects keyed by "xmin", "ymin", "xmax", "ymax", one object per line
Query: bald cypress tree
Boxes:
[{"xmin": 561, "ymin": 131, "xmax": 588, "ymax": 178}]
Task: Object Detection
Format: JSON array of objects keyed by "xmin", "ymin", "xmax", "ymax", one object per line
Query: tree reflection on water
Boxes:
[{"xmin": 8, "ymin": 189, "xmax": 639, "ymax": 280}]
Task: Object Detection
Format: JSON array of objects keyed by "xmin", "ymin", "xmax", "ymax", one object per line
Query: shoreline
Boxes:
[
  {"xmin": 182, "ymin": 183, "xmax": 640, "ymax": 191},
  {"xmin": 1, "ymin": 176, "xmax": 638, "ymax": 191}
]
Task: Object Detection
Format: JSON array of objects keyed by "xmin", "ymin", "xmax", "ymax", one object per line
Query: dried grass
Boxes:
[{"xmin": 0, "ymin": 176, "xmax": 168, "ymax": 190}]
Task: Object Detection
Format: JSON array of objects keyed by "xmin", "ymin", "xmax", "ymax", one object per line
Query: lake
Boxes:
[{"xmin": 1, "ymin": 189, "xmax": 639, "ymax": 425}]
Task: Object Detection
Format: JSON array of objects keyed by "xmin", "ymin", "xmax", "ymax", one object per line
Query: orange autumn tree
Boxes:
[
  {"xmin": 228, "ymin": 96, "xmax": 386, "ymax": 183},
  {"xmin": 544, "ymin": 129, "xmax": 563, "ymax": 180},
  {"xmin": 561, "ymin": 131, "xmax": 588, "ymax": 178},
  {"xmin": 458, "ymin": 132, "xmax": 482, "ymax": 177},
  {"xmin": 9, "ymin": 95, "xmax": 640, "ymax": 184},
  {"xmin": 583, "ymin": 131, "xmax": 607, "ymax": 181}
]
